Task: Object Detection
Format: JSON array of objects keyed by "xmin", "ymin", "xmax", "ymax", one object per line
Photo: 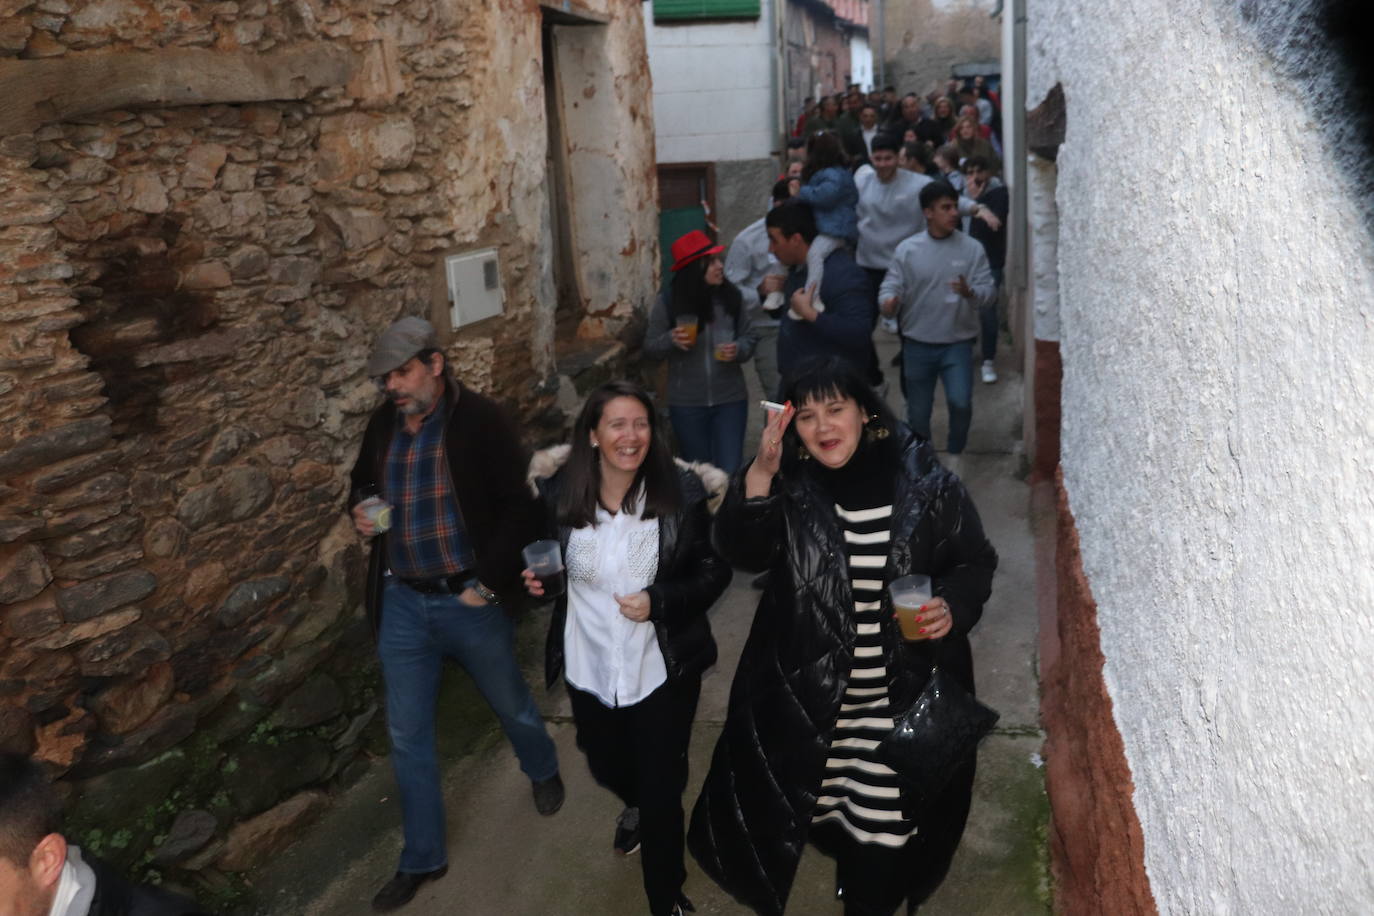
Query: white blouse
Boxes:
[{"xmin": 563, "ymin": 498, "xmax": 665, "ymax": 707}]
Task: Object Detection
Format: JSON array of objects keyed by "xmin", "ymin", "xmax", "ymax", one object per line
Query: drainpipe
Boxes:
[
  {"xmin": 774, "ymin": 0, "xmax": 788, "ymax": 148},
  {"xmin": 874, "ymin": 0, "xmax": 884, "ymax": 89}
]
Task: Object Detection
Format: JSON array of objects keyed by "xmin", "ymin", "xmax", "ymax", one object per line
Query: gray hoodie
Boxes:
[{"xmin": 644, "ymin": 289, "xmax": 758, "ymax": 408}]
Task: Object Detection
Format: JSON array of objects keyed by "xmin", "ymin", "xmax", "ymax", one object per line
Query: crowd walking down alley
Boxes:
[{"xmin": 253, "ymin": 330, "xmax": 1049, "ymax": 915}]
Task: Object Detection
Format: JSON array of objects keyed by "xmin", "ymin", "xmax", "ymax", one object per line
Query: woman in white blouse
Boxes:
[{"xmin": 525, "ymin": 381, "xmax": 731, "ymax": 916}]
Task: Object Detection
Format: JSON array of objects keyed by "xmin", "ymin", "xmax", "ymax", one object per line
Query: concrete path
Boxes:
[{"xmin": 253, "ymin": 329, "xmax": 1049, "ymax": 915}]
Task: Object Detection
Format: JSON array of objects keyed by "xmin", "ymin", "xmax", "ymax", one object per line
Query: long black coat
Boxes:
[
  {"xmin": 529, "ymin": 449, "xmax": 731, "ymax": 689},
  {"xmin": 687, "ymin": 433, "xmax": 997, "ymax": 915}
]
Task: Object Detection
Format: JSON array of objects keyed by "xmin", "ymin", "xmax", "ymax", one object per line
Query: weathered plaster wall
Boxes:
[
  {"xmin": 1030, "ymin": 0, "xmax": 1374, "ymax": 911},
  {"xmin": 0, "ymin": 0, "xmax": 656, "ymax": 896},
  {"xmin": 885, "ymin": 0, "xmax": 999, "ymax": 97},
  {"xmin": 645, "ymin": 9, "xmax": 777, "ymax": 163}
]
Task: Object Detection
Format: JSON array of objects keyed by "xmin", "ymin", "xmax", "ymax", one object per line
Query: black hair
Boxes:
[
  {"xmin": 902, "ymin": 141, "xmax": 934, "ymax": 171},
  {"xmin": 860, "ymin": 103, "xmax": 878, "ymax": 114},
  {"xmin": 0, "ymin": 754, "xmax": 61, "ymax": 866},
  {"xmin": 777, "ymin": 356, "xmax": 903, "ymax": 472},
  {"xmin": 919, "ymin": 180, "xmax": 959, "ymax": 210},
  {"xmin": 786, "ymin": 137, "xmax": 806, "ymax": 151},
  {"xmin": 669, "ymin": 253, "xmax": 742, "ymax": 328},
  {"xmin": 557, "ymin": 381, "xmax": 682, "ymax": 529},
  {"xmin": 962, "ymin": 155, "xmax": 991, "ymax": 173},
  {"xmin": 764, "ymin": 199, "xmax": 817, "ymax": 245},
  {"xmin": 802, "ymin": 131, "xmax": 847, "ymax": 182},
  {"xmin": 870, "ymin": 132, "xmax": 902, "ymax": 155},
  {"xmin": 770, "ymin": 178, "xmax": 794, "ymax": 204}
]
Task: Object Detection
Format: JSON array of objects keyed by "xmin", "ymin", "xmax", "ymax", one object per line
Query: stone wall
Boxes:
[
  {"xmin": 884, "ymin": 0, "xmax": 1000, "ymax": 97},
  {"xmin": 0, "ymin": 0, "xmax": 657, "ymax": 901}
]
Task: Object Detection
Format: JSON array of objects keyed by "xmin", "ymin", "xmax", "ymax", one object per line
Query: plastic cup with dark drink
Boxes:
[
  {"xmin": 889, "ymin": 574, "xmax": 932, "ymax": 641},
  {"xmin": 523, "ymin": 539, "xmax": 566, "ymax": 597}
]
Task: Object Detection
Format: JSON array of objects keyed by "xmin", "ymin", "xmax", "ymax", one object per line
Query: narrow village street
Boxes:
[{"xmin": 251, "ymin": 330, "xmax": 1049, "ymax": 915}]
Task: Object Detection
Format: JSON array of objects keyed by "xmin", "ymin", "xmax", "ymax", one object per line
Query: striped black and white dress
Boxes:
[{"xmin": 810, "ymin": 466, "xmax": 915, "ymax": 851}]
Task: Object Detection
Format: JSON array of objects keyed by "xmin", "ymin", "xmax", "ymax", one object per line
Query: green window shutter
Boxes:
[{"xmin": 654, "ymin": 0, "xmax": 761, "ymax": 21}]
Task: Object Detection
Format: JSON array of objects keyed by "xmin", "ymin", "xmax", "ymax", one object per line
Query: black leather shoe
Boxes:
[
  {"xmin": 371, "ymin": 866, "xmax": 448, "ymax": 912},
  {"xmin": 532, "ymin": 772, "xmax": 565, "ymax": 816},
  {"xmin": 614, "ymin": 806, "xmax": 641, "ymax": 855}
]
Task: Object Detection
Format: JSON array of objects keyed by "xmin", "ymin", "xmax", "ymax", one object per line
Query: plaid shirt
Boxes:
[{"xmin": 384, "ymin": 396, "xmax": 475, "ymax": 579}]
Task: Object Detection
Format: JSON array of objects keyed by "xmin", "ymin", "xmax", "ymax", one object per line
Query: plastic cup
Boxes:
[
  {"xmin": 889, "ymin": 574, "xmax": 932, "ymax": 641},
  {"xmin": 714, "ymin": 339, "xmax": 735, "ymax": 361},
  {"xmin": 356, "ymin": 486, "xmax": 392, "ymax": 534},
  {"xmin": 523, "ymin": 539, "xmax": 566, "ymax": 597},
  {"xmin": 675, "ymin": 315, "xmax": 699, "ymax": 346}
]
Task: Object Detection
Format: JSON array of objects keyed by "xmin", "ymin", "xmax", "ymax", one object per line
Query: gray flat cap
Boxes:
[{"xmin": 367, "ymin": 317, "xmax": 440, "ymax": 376}]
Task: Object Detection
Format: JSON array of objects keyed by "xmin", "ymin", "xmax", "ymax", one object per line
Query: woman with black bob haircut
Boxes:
[
  {"xmin": 645, "ymin": 230, "xmax": 758, "ymax": 474},
  {"xmin": 525, "ymin": 380, "xmax": 732, "ymax": 916},
  {"xmin": 689, "ymin": 356, "xmax": 998, "ymax": 915}
]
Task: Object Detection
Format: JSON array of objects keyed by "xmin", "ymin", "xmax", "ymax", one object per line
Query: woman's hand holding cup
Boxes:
[
  {"xmin": 521, "ymin": 567, "xmax": 545, "ymax": 598},
  {"xmin": 893, "ymin": 595, "xmax": 953, "ymax": 641},
  {"xmin": 746, "ymin": 400, "xmax": 794, "ymax": 498}
]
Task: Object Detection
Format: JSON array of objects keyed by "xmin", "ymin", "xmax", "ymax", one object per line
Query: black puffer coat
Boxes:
[
  {"xmin": 529, "ymin": 448, "xmax": 732, "ymax": 689},
  {"xmin": 687, "ymin": 433, "xmax": 997, "ymax": 915}
]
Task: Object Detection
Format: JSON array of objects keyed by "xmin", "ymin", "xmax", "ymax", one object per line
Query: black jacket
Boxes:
[
  {"xmin": 86, "ymin": 853, "xmax": 209, "ymax": 915},
  {"xmin": 348, "ymin": 375, "xmax": 542, "ymax": 635},
  {"xmin": 687, "ymin": 433, "xmax": 997, "ymax": 915},
  {"xmin": 528, "ymin": 447, "xmax": 731, "ymax": 689}
]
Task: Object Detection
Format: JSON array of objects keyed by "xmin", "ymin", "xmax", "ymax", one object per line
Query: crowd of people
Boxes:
[
  {"xmin": 1, "ymin": 78, "xmax": 1006, "ymax": 916},
  {"xmin": 687, "ymin": 76, "xmax": 1010, "ymax": 475},
  {"xmin": 343, "ymin": 73, "xmax": 1005, "ymax": 915}
]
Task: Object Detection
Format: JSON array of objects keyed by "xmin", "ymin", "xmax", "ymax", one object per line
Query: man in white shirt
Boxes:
[
  {"xmin": 724, "ymin": 179, "xmax": 792, "ymax": 398},
  {"xmin": 0, "ymin": 753, "xmax": 205, "ymax": 916},
  {"xmin": 857, "ymin": 135, "xmax": 1001, "ymax": 326}
]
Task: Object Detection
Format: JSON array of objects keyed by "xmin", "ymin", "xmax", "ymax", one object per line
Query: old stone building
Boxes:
[
  {"xmin": 883, "ymin": 0, "xmax": 999, "ymax": 97},
  {"xmin": 0, "ymin": 0, "xmax": 658, "ymax": 897}
]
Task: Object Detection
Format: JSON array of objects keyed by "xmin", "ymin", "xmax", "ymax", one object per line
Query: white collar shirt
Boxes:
[{"xmin": 563, "ymin": 499, "xmax": 665, "ymax": 707}]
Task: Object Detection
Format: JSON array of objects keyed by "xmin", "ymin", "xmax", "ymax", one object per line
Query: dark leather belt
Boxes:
[{"xmin": 397, "ymin": 571, "xmax": 472, "ymax": 595}]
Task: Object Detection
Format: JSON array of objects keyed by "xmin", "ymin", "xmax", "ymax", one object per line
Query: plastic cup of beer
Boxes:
[
  {"xmin": 522, "ymin": 539, "xmax": 566, "ymax": 598},
  {"xmin": 714, "ymin": 339, "xmax": 735, "ymax": 361},
  {"xmin": 675, "ymin": 315, "xmax": 699, "ymax": 347},
  {"xmin": 889, "ymin": 574, "xmax": 932, "ymax": 641}
]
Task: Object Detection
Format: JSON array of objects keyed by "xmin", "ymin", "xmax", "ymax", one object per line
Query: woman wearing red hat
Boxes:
[{"xmin": 644, "ymin": 229, "xmax": 759, "ymax": 473}]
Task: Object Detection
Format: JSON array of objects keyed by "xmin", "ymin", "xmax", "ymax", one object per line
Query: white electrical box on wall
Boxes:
[{"xmin": 444, "ymin": 248, "xmax": 504, "ymax": 329}]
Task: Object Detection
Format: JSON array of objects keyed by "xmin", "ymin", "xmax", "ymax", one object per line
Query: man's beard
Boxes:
[{"xmin": 391, "ymin": 388, "xmax": 435, "ymax": 415}]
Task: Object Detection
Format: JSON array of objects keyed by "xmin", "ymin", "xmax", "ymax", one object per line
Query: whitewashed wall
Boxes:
[
  {"xmin": 1029, "ymin": 0, "xmax": 1374, "ymax": 912},
  {"xmin": 644, "ymin": 6, "xmax": 776, "ymax": 162}
]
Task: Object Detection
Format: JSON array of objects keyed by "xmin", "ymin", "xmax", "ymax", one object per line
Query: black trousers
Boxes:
[
  {"xmin": 818, "ymin": 756, "xmax": 978, "ymax": 916},
  {"xmin": 568, "ymin": 675, "xmax": 701, "ymax": 916}
]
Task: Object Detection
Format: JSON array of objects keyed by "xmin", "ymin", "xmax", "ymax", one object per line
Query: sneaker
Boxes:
[
  {"xmin": 943, "ymin": 453, "xmax": 963, "ymax": 475},
  {"xmin": 613, "ymin": 806, "xmax": 641, "ymax": 855},
  {"xmin": 879, "ymin": 316, "xmax": 899, "ymax": 335},
  {"xmin": 532, "ymin": 773, "xmax": 565, "ymax": 816},
  {"xmin": 371, "ymin": 866, "xmax": 448, "ymax": 912},
  {"xmin": 981, "ymin": 360, "xmax": 998, "ymax": 384}
]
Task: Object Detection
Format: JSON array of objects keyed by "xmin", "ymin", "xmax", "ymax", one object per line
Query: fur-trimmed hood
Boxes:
[{"xmin": 526, "ymin": 443, "xmax": 730, "ymax": 514}]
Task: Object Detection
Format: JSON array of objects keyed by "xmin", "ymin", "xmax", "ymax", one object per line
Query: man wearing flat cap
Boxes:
[{"xmin": 348, "ymin": 317, "xmax": 563, "ymax": 912}]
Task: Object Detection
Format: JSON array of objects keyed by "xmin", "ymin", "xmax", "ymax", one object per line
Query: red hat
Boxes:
[{"xmin": 669, "ymin": 229, "xmax": 724, "ymax": 272}]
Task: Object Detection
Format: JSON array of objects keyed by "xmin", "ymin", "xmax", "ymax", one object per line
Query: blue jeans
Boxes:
[
  {"xmin": 669, "ymin": 400, "xmax": 748, "ymax": 473},
  {"xmin": 902, "ymin": 338, "xmax": 975, "ymax": 454},
  {"xmin": 980, "ymin": 267, "xmax": 1005, "ymax": 361},
  {"xmin": 378, "ymin": 578, "xmax": 558, "ymax": 873}
]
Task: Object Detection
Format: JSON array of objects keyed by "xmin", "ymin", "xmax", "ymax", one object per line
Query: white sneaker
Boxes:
[
  {"xmin": 880, "ymin": 316, "xmax": 899, "ymax": 335},
  {"xmin": 981, "ymin": 360, "xmax": 998, "ymax": 384}
]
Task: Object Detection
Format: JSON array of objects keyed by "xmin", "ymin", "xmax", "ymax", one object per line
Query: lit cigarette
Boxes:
[{"xmin": 760, "ymin": 400, "xmax": 786, "ymax": 414}]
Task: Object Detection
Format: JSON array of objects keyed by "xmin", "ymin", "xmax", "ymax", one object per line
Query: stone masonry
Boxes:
[{"xmin": 0, "ymin": 0, "xmax": 658, "ymax": 900}]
